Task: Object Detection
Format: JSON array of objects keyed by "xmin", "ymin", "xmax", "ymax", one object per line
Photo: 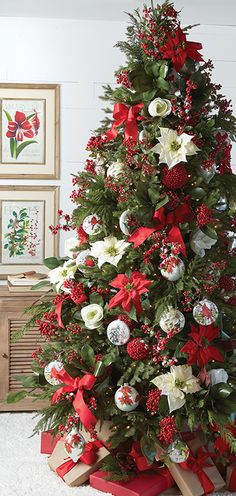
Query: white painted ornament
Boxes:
[
  {"xmin": 82, "ymin": 214, "xmax": 102, "ymax": 235},
  {"xmin": 160, "ymin": 256, "xmax": 185, "ymax": 281},
  {"xmin": 168, "ymin": 439, "xmax": 190, "ymax": 463},
  {"xmin": 216, "ymin": 195, "xmax": 228, "ymax": 211},
  {"xmin": 76, "ymin": 249, "xmax": 92, "ymax": 272},
  {"xmin": 198, "ymin": 163, "xmax": 216, "ymax": 183},
  {"xmin": 193, "ymin": 299, "xmax": 218, "ymax": 326},
  {"xmin": 44, "ymin": 360, "xmax": 64, "ymax": 385},
  {"xmin": 119, "ymin": 210, "xmax": 132, "ymax": 236},
  {"xmin": 64, "ymin": 428, "xmax": 86, "ymax": 463},
  {"xmin": 107, "ymin": 319, "xmax": 130, "ymax": 346},
  {"xmin": 115, "ymin": 384, "xmax": 140, "ymax": 412},
  {"xmin": 159, "ymin": 307, "xmax": 185, "ymax": 334}
]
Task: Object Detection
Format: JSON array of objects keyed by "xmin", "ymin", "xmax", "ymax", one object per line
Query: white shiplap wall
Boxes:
[{"xmin": 0, "ymin": 14, "xmax": 235, "ymax": 256}]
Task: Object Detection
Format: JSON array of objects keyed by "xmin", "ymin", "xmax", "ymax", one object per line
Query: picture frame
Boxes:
[
  {"xmin": 0, "ymin": 186, "xmax": 59, "ymax": 278},
  {"xmin": 0, "ymin": 83, "xmax": 60, "ymax": 179}
]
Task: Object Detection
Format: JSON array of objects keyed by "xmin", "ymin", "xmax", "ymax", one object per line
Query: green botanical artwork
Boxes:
[{"xmin": 4, "ymin": 208, "xmax": 30, "ymax": 257}]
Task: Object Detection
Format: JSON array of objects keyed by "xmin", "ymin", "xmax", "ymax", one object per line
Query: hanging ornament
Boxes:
[
  {"xmin": 82, "ymin": 214, "xmax": 102, "ymax": 235},
  {"xmin": 119, "ymin": 210, "xmax": 132, "ymax": 236},
  {"xmin": 127, "ymin": 338, "xmax": 150, "ymax": 360},
  {"xmin": 114, "ymin": 384, "xmax": 140, "ymax": 412},
  {"xmin": 198, "ymin": 163, "xmax": 216, "ymax": 183},
  {"xmin": 215, "ymin": 195, "xmax": 228, "ymax": 211},
  {"xmin": 64, "ymin": 427, "xmax": 86, "ymax": 463},
  {"xmin": 76, "ymin": 249, "xmax": 92, "ymax": 272},
  {"xmin": 168, "ymin": 439, "xmax": 190, "ymax": 463},
  {"xmin": 193, "ymin": 298, "xmax": 218, "ymax": 326},
  {"xmin": 107, "ymin": 319, "xmax": 130, "ymax": 346},
  {"xmin": 159, "ymin": 307, "xmax": 185, "ymax": 334},
  {"xmin": 161, "ymin": 164, "xmax": 189, "ymax": 190},
  {"xmin": 160, "ymin": 256, "xmax": 185, "ymax": 282},
  {"xmin": 44, "ymin": 360, "xmax": 64, "ymax": 385}
]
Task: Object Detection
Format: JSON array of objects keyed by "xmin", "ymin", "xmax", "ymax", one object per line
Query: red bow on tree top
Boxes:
[
  {"xmin": 161, "ymin": 26, "xmax": 203, "ymax": 71},
  {"xmin": 104, "ymin": 102, "xmax": 144, "ymax": 143},
  {"xmin": 129, "ymin": 203, "xmax": 193, "ymax": 256}
]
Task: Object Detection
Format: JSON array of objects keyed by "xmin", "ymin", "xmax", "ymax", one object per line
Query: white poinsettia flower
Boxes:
[
  {"xmin": 48, "ymin": 260, "xmax": 77, "ymax": 292},
  {"xmin": 90, "ymin": 236, "xmax": 130, "ymax": 268},
  {"xmin": 152, "ymin": 127, "xmax": 199, "ymax": 169},
  {"xmin": 81, "ymin": 304, "xmax": 103, "ymax": 329},
  {"xmin": 107, "ymin": 161, "xmax": 126, "ymax": 178},
  {"xmin": 151, "ymin": 365, "xmax": 201, "ymax": 413},
  {"xmin": 190, "ymin": 228, "xmax": 217, "ymax": 257},
  {"xmin": 148, "ymin": 98, "xmax": 172, "ymax": 118},
  {"xmin": 64, "ymin": 237, "xmax": 81, "ymax": 258},
  {"xmin": 208, "ymin": 368, "xmax": 229, "ymax": 386}
]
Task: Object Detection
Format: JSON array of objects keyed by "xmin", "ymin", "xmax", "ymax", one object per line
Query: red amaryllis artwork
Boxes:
[
  {"xmin": 180, "ymin": 323, "xmax": 224, "ymax": 367},
  {"xmin": 108, "ymin": 271, "xmax": 152, "ymax": 314},
  {"xmin": 4, "ymin": 109, "xmax": 40, "ymax": 160}
]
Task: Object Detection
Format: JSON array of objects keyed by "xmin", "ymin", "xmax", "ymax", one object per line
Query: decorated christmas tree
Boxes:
[{"xmin": 10, "ymin": 0, "xmax": 236, "ymax": 488}]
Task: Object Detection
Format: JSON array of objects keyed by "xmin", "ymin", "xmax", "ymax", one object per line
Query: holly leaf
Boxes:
[
  {"xmin": 89, "ymin": 292, "xmax": 104, "ymax": 306},
  {"xmin": 80, "ymin": 344, "xmax": 95, "ymax": 369},
  {"xmin": 43, "ymin": 257, "xmax": 60, "ymax": 269}
]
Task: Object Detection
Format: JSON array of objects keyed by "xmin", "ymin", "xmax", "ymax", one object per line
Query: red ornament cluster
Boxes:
[
  {"xmin": 161, "ymin": 164, "xmax": 189, "ymax": 190},
  {"xmin": 127, "ymin": 338, "xmax": 150, "ymax": 361}
]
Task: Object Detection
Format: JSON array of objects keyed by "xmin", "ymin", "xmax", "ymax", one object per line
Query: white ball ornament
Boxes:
[
  {"xmin": 82, "ymin": 214, "xmax": 102, "ymax": 235},
  {"xmin": 64, "ymin": 428, "xmax": 86, "ymax": 463},
  {"xmin": 193, "ymin": 298, "xmax": 218, "ymax": 326},
  {"xmin": 168, "ymin": 440, "xmax": 190, "ymax": 463},
  {"xmin": 115, "ymin": 384, "xmax": 140, "ymax": 412},
  {"xmin": 198, "ymin": 163, "xmax": 216, "ymax": 183},
  {"xmin": 119, "ymin": 210, "xmax": 132, "ymax": 236},
  {"xmin": 76, "ymin": 249, "xmax": 92, "ymax": 272},
  {"xmin": 44, "ymin": 360, "xmax": 64, "ymax": 385},
  {"xmin": 107, "ymin": 319, "xmax": 130, "ymax": 346},
  {"xmin": 160, "ymin": 256, "xmax": 185, "ymax": 282},
  {"xmin": 159, "ymin": 307, "xmax": 185, "ymax": 334}
]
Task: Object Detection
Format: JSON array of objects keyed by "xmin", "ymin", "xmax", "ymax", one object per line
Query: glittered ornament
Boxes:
[
  {"xmin": 160, "ymin": 256, "xmax": 185, "ymax": 282},
  {"xmin": 44, "ymin": 360, "xmax": 64, "ymax": 385},
  {"xmin": 168, "ymin": 439, "xmax": 190, "ymax": 463},
  {"xmin": 159, "ymin": 307, "xmax": 185, "ymax": 333},
  {"xmin": 198, "ymin": 163, "xmax": 216, "ymax": 183},
  {"xmin": 82, "ymin": 214, "xmax": 102, "ymax": 235},
  {"xmin": 115, "ymin": 384, "xmax": 140, "ymax": 412},
  {"xmin": 64, "ymin": 428, "xmax": 86, "ymax": 463},
  {"xmin": 119, "ymin": 210, "xmax": 132, "ymax": 235},
  {"xmin": 193, "ymin": 299, "xmax": 218, "ymax": 326},
  {"xmin": 162, "ymin": 164, "xmax": 188, "ymax": 190},
  {"xmin": 219, "ymin": 276, "xmax": 235, "ymax": 292},
  {"xmin": 127, "ymin": 338, "xmax": 150, "ymax": 360},
  {"xmin": 107, "ymin": 319, "xmax": 130, "ymax": 346}
]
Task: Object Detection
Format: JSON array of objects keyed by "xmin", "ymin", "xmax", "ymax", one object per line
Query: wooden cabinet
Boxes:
[{"xmin": 0, "ymin": 287, "xmax": 49, "ymax": 411}]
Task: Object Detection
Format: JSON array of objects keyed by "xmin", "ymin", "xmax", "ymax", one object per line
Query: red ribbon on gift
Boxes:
[
  {"xmin": 56, "ymin": 439, "xmax": 103, "ymax": 480},
  {"xmin": 104, "ymin": 102, "xmax": 144, "ymax": 143},
  {"xmin": 180, "ymin": 447, "xmax": 215, "ymax": 494},
  {"xmin": 51, "ymin": 368, "xmax": 97, "ymax": 431},
  {"xmin": 228, "ymin": 465, "xmax": 236, "ymax": 491},
  {"xmin": 129, "ymin": 441, "xmax": 153, "ymax": 471},
  {"xmin": 129, "ymin": 203, "xmax": 194, "ymax": 256}
]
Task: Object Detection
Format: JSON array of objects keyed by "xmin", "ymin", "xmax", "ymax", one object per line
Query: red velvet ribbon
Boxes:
[
  {"xmin": 51, "ymin": 368, "xmax": 97, "ymax": 431},
  {"xmin": 129, "ymin": 442, "xmax": 153, "ymax": 471},
  {"xmin": 56, "ymin": 440, "xmax": 103, "ymax": 480},
  {"xmin": 104, "ymin": 102, "xmax": 144, "ymax": 143},
  {"xmin": 129, "ymin": 203, "xmax": 194, "ymax": 256},
  {"xmin": 228, "ymin": 465, "xmax": 236, "ymax": 491},
  {"xmin": 55, "ymin": 300, "xmax": 65, "ymax": 329},
  {"xmin": 180, "ymin": 447, "xmax": 215, "ymax": 494}
]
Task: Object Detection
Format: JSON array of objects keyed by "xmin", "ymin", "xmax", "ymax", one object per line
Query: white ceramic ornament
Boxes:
[
  {"xmin": 160, "ymin": 257, "xmax": 185, "ymax": 282},
  {"xmin": 64, "ymin": 428, "xmax": 86, "ymax": 463},
  {"xmin": 119, "ymin": 210, "xmax": 132, "ymax": 236},
  {"xmin": 216, "ymin": 196, "xmax": 228, "ymax": 211},
  {"xmin": 82, "ymin": 214, "xmax": 102, "ymax": 235},
  {"xmin": 193, "ymin": 299, "xmax": 218, "ymax": 326},
  {"xmin": 76, "ymin": 249, "xmax": 91, "ymax": 272},
  {"xmin": 159, "ymin": 307, "xmax": 185, "ymax": 334},
  {"xmin": 168, "ymin": 440, "xmax": 190, "ymax": 463},
  {"xmin": 44, "ymin": 360, "xmax": 64, "ymax": 385},
  {"xmin": 114, "ymin": 384, "xmax": 140, "ymax": 412},
  {"xmin": 107, "ymin": 319, "xmax": 130, "ymax": 346},
  {"xmin": 198, "ymin": 163, "xmax": 216, "ymax": 183}
]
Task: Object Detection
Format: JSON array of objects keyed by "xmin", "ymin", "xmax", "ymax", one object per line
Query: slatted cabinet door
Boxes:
[{"xmin": 0, "ymin": 288, "xmax": 49, "ymax": 411}]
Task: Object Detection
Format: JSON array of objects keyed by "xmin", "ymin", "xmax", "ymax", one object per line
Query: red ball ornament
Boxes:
[
  {"xmin": 219, "ymin": 276, "xmax": 235, "ymax": 292},
  {"xmin": 127, "ymin": 338, "xmax": 150, "ymax": 360},
  {"xmin": 161, "ymin": 164, "xmax": 189, "ymax": 190}
]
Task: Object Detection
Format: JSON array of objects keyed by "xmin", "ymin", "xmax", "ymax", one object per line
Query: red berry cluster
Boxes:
[
  {"xmin": 116, "ymin": 70, "xmax": 131, "ymax": 88},
  {"xmin": 219, "ymin": 276, "xmax": 235, "ymax": 292},
  {"xmin": 36, "ymin": 311, "xmax": 58, "ymax": 339},
  {"xmin": 85, "ymin": 159, "xmax": 97, "ymax": 174},
  {"xmin": 146, "ymin": 389, "xmax": 161, "ymax": 414},
  {"xmin": 86, "ymin": 135, "xmax": 107, "ymax": 150},
  {"xmin": 49, "ymin": 210, "xmax": 72, "ymax": 235},
  {"xmin": 158, "ymin": 416, "xmax": 177, "ymax": 445},
  {"xmin": 196, "ymin": 204, "xmax": 213, "ymax": 227},
  {"xmin": 63, "ymin": 280, "xmax": 87, "ymax": 305}
]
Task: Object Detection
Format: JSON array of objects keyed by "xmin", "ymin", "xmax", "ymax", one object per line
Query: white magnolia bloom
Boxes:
[
  {"xmin": 90, "ymin": 236, "xmax": 130, "ymax": 268},
  {"xmin": 190, "ymin": 229, "xmax": 217, "ymax": 257},
  {"xmin": 107, "ymin": 161, "xmax": 126, "ymax": 178},
  {"xmin": 64, "ymin": 237, "xmax": 81, "ymax": 258},
  {"xmin": 48, "ymin": 260, "xmax": 77, "ymax": 292},
  {"xmin": 208, "ymin": 368, "xmax": 229, "ymax": 386},
  {"xmin": 152, "ymin": 127, "xmax": 199, "ymax": 169},
  {"xmin": 151, "ymin": 365, "xmax": 201, "ymax": 413},
  {"xmin": 81, "ymin": 304, "xmax": 103, "ymax": 329},
  {"xmin": 148, "ymin": 98, "xmax": 172, "ymax": 118}
]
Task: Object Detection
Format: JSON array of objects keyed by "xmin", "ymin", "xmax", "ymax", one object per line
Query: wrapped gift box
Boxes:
[
  {"xmin": 167, "ymin": 438, "xmax": 225, "ymax": 496},
  {"xmin": 226, "ymin": 462, "xmax": 236, "ymax": 491},
  {"xmin": 90, "ymin": 468, "xmax": 174, "ymax": 496},
  {"xmin": 40, "ymin": 431, "xmax": 60, "ymax": 455}
]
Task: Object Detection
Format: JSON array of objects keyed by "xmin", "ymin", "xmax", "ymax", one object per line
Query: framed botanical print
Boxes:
[
  {"xmin": 0, "ymin": 83, "xmax": 60, "ymax": 178},
  {"xmin": 0, "ymin": 186, "xmax": 59, "ymax": 278}
]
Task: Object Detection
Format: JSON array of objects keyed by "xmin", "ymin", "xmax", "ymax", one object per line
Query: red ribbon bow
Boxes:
[
  {"xmin": 180, "ymin": 447, "xmax": 215, "ymax": 494},
  {"xmin": 56, "ymin": 439, "xmax": 103, "ymax": 480},
  {"xmin": 104, "ymin": 102, "xmax": 144, "ymax": 143},
  {"xmin": 129, "ymin": 203, "xmax": 194, "ymax": 257},
  {"xmin": 129, "ymin": 441, "xmax": 153, "ymax": 471},
  {"xmin": 51, "ymin": 368, "xmax": 97, "ymax": 431}
]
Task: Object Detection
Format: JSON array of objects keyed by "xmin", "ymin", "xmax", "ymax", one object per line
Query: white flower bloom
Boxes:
[
  {"xmin": 152, "ymin": 127, "xmax": 199, "ymax": 169},
  {"xmin": 48, "ymin": 260, "xmax": 77, "ymax": 292},
  {"xmin": 64, "ymin": 237, "xmax": 81, "ymax": 258},
  {"xmin": 208, "ymin": 369, "xmax": 229, "ymax": 386},
  {"xmin": 81, "ymin": 304, "xmax": 103, "ymax": 329},
  {"xmin": 190, "ymin": 229, "xmax": 217, "ymax": 257},
  {"xmin": 90, "ymin": 236, "xmax": 130, "ymax": 268},
  {"xmin": 107, "ymin": 161, "xmax": 126, "ymax": 178},
  {"xmin": 151, "ymin": 365, "xmax": 201, "ymax": 413},
  {"xmin": 148, "ymin": 98, "xmax": 172, "ymax": 118}
]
